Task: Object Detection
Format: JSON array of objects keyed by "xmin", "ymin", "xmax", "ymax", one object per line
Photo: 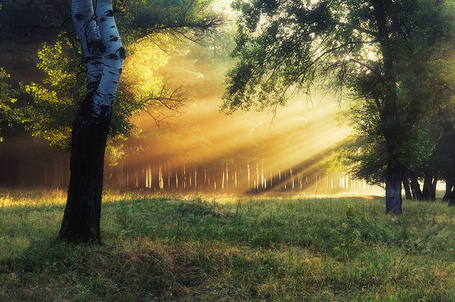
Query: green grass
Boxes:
[{"xmin": 1, "ymin": 189, "xmax": 455, "ymax": 301}]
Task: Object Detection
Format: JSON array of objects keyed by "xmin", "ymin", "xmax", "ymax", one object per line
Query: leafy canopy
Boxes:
[
  {"xmin": 223, "ymin": 0, "xmax": 455, "ymax": 184},
  {"xmin": 1, "ymin": 0, "xmax": 220, "ymax": 153},
  {"xmin": 0, "ymin": 68, "xmax": 18, "ymax": 142}
]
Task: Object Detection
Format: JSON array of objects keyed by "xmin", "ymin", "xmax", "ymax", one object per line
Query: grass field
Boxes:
[{"xmin": 0, "ymin": 189, "xmax": 455, "ymax": 301}]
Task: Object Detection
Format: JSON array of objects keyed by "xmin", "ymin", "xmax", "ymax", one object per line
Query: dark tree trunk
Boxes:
[
  {"xmin": 449, "ymin": 190, "xmax": 455, "ymax": 206},
  {"xmin": 438, "ymin": 105, "xmax": 455, "ymax": 206},
  {"xmin": 410, "ymin": 173, "xmax": 424, "ymax": 200},
  {"xmin": 58, "ymin": 93, "xmax": 111, "ymax": 243},
  {"xmin": 422, "ymin": 172, "xmax": 437, "ymax": 201},
  {"xmin": 444, "ymin": 181, "xmax": 455, "ymax": 206},
  {"xmin": 432, "ymin": 174, "xmax": 438, "ymax": 201},
  {"xmin": 447, "ymin": 178, "xmax": 455, "ymax": 206},
  {"xmin": 372, "ymin": 0, "xmax": 404, "ymax": 214},
  {"xmin": 443, "ymin": 178, "xmax": 453, "ymax": 201},
  {"xmin": 402, "ymin": 176, "xmax": 412, "ymax": 200},
  {"xmin": 385, "ymin": 169, "xmax": 402, "ymax": 214}
]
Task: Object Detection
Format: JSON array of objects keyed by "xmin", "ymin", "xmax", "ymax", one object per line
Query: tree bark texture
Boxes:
[
  {"xmin": 385, "ymin": 169, "xmax": 402, "ymax": 214},
  {"xmin": 58, "ymin": 0, "xmax": 124, "ymax": 242},
  {"xmin": 58, "ymin": 93, "xmax": 110, "ymax": 242}
]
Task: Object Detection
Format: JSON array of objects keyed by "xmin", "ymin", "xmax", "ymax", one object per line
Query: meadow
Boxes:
[{"xmin": 0, "ymin": 189, "xmax": 455, "ymax": 301}]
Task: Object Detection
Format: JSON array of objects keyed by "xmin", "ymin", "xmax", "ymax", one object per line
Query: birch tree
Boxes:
[
  {"xmin": 58, "ymin": 0, "xmax": 125, "ymax": 242},
  {"xmin": 0, "ymin": 0, "xmax": 220, "ymax": 242}
]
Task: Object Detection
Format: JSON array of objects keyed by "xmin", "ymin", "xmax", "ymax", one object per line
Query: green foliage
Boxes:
[
  {"xmin": 2, "ymin": 191, "xmax": 455, "ymax": 300},
  {"xmin": 340, "ymin": 0, "xmax": 455, "ymax": 183},
  {"xmin": 1, "ymin": 0, "xmax": 219, "ymax": 163},
  {"xmin": 0, "ymin": 68, "xmax": 18, "ymax": 141},
  {"xmin": 15, "ymin": 35, "xmax": 183, "ymax": 156},
  {"xmin": 16, "ymin": 37, "xmax": 153, "ymax": 151},
  {"xmin": 223, "ymin": 0, "xmax": 379, "ymax": 112},
  {"xmin": 224, "ymin": 0, "xmax": 455, "ymax": 186},
  {"xmin": 117, "ymin": 0, "xmax": 219, "ymax": 41}
]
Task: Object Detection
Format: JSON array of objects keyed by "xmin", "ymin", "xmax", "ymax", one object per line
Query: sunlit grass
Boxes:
[
  {"xmin": 0, "ymin": 188, "xmax": 67, "ymax": 207},
  {"xmin": 1, "ymin": 189, "xmax": 455, "ymax": 301}
]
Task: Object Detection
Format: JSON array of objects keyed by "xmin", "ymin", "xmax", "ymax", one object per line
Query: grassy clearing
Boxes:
[{"xmin": 1, "ymin": 189, "xmax": 455, "ymax": 301}]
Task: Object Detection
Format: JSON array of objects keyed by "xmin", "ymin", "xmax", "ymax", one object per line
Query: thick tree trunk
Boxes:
[
  {"xmin": 385, "ymin": 169, "xmax": 402, "ymax": 214},
  {"xmin": 445, "ymin": 181, "xmax": 455, "ymax": 206},
  {"xmin": 58, "ymin": 93, "xmax": 110, "ymax": 242},
  {"xmin": 449, "ymin": 190, "xmax": 455, "ymax": 206},
  {"xmin": 422, "ymin": 172, "xmax": 437, "ymax": 201},
  {"xmin": 58, "ymin": 0, "xmax": 123, "ymax": 243}
]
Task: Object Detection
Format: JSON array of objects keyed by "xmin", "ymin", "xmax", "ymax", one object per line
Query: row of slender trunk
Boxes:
[{"xmin": 403, "ymin": 172, "xmax": 439, "ymax": 201}]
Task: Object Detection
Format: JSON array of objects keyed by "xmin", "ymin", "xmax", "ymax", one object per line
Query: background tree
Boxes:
[
  {"xmin": 223, "ymin": 0, "xmax": 455, "ymax": 214},
  {"xmin": 340, "ymin": 0, "xmax": 455, "ymax": 204}
]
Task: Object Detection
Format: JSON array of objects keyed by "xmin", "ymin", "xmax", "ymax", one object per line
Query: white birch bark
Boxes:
[
  {"xmin": 71, "ymin": 0, "xmax": 103, "ymax": 93},
  {"xmin": 93, "ymin": 0, "xmax": 124, "ymax": 115},
  {"xmin": 59, "ymin": 0, "xmax": 125, "ymax": 242},
  {"xmin": 72, "ymin": 0, "xmax": 124, "ymax": 116}
]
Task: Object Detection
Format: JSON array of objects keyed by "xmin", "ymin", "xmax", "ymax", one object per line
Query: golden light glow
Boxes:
[
  {"xmin": 121, "ymin": 34, "xmax": 177, "ymax": 103},
  {"xmin": 119, "ymin": 40, "xmax": 382, "ymax": 196}
]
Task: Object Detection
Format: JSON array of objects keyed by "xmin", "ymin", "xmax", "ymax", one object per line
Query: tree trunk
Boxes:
[
  {"xmin": 371, "ymin": 0, "xmax": 403, "ymax": 214},
  {"xmin": 449, "ymin": 189, "xmax": 455, "ymax": 206},
  {"xmin": 444, "ymin": 180, "xmax": 455, "ymax": 206},
  {"xmin": 385, "ymin": 169, "xmax": 402, "ymax": 214},
  {"xmin": 422, "ymin": 172, "xmax": 436, "ymax": 201},
  {"xmin": 402, "ymin": 176, "xmax": 412, "ymax": 200},
  {"xmin": 443, "ymin": 178, "xmax": 453, "ymax": 201},
  {"xmin": 58, "ymin": 93, "xmax": 110, "ymax": 242},
  {"xmin": 58, "ymin": 0, "xmax": 124, "ymax": 243},
  {"xmin": 438, "ymin": 105, "xmax": 455, "ymax": 206},
  {"xmin": 432, "ymin": 174, "xmax": 438, "ymax": 201},
  {"xmin": 409, "ymin": 173, "xmax": 423, "ymax": 200}
]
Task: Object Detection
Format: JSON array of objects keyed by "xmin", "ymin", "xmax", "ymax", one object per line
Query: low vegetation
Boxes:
[{"xmin": 0, "ymin": 189, "xmax": 455, "ymax": 301}]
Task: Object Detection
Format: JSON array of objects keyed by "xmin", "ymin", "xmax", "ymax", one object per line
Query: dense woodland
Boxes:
[
  {"xmin": 0, "ymin": 0, "xmax": 350, "ymax": 193},
  {"xmin": 2, "ymin": 0, "xmax": 455, "ymax": 241}
]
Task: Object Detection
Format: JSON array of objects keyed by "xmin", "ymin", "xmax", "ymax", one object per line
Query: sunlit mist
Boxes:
[{"xmin": 109, "ymin": 39, "xmax": 382, "ymax": 197}]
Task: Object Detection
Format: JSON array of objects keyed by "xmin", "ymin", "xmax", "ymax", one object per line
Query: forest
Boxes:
[
  {"xmin": 0, "ymin": 0, "xmax": 353, "ymax": 195},
  {"xmin": 1, "ymin": 0, "xmax": 455, "ymax": 300}
]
